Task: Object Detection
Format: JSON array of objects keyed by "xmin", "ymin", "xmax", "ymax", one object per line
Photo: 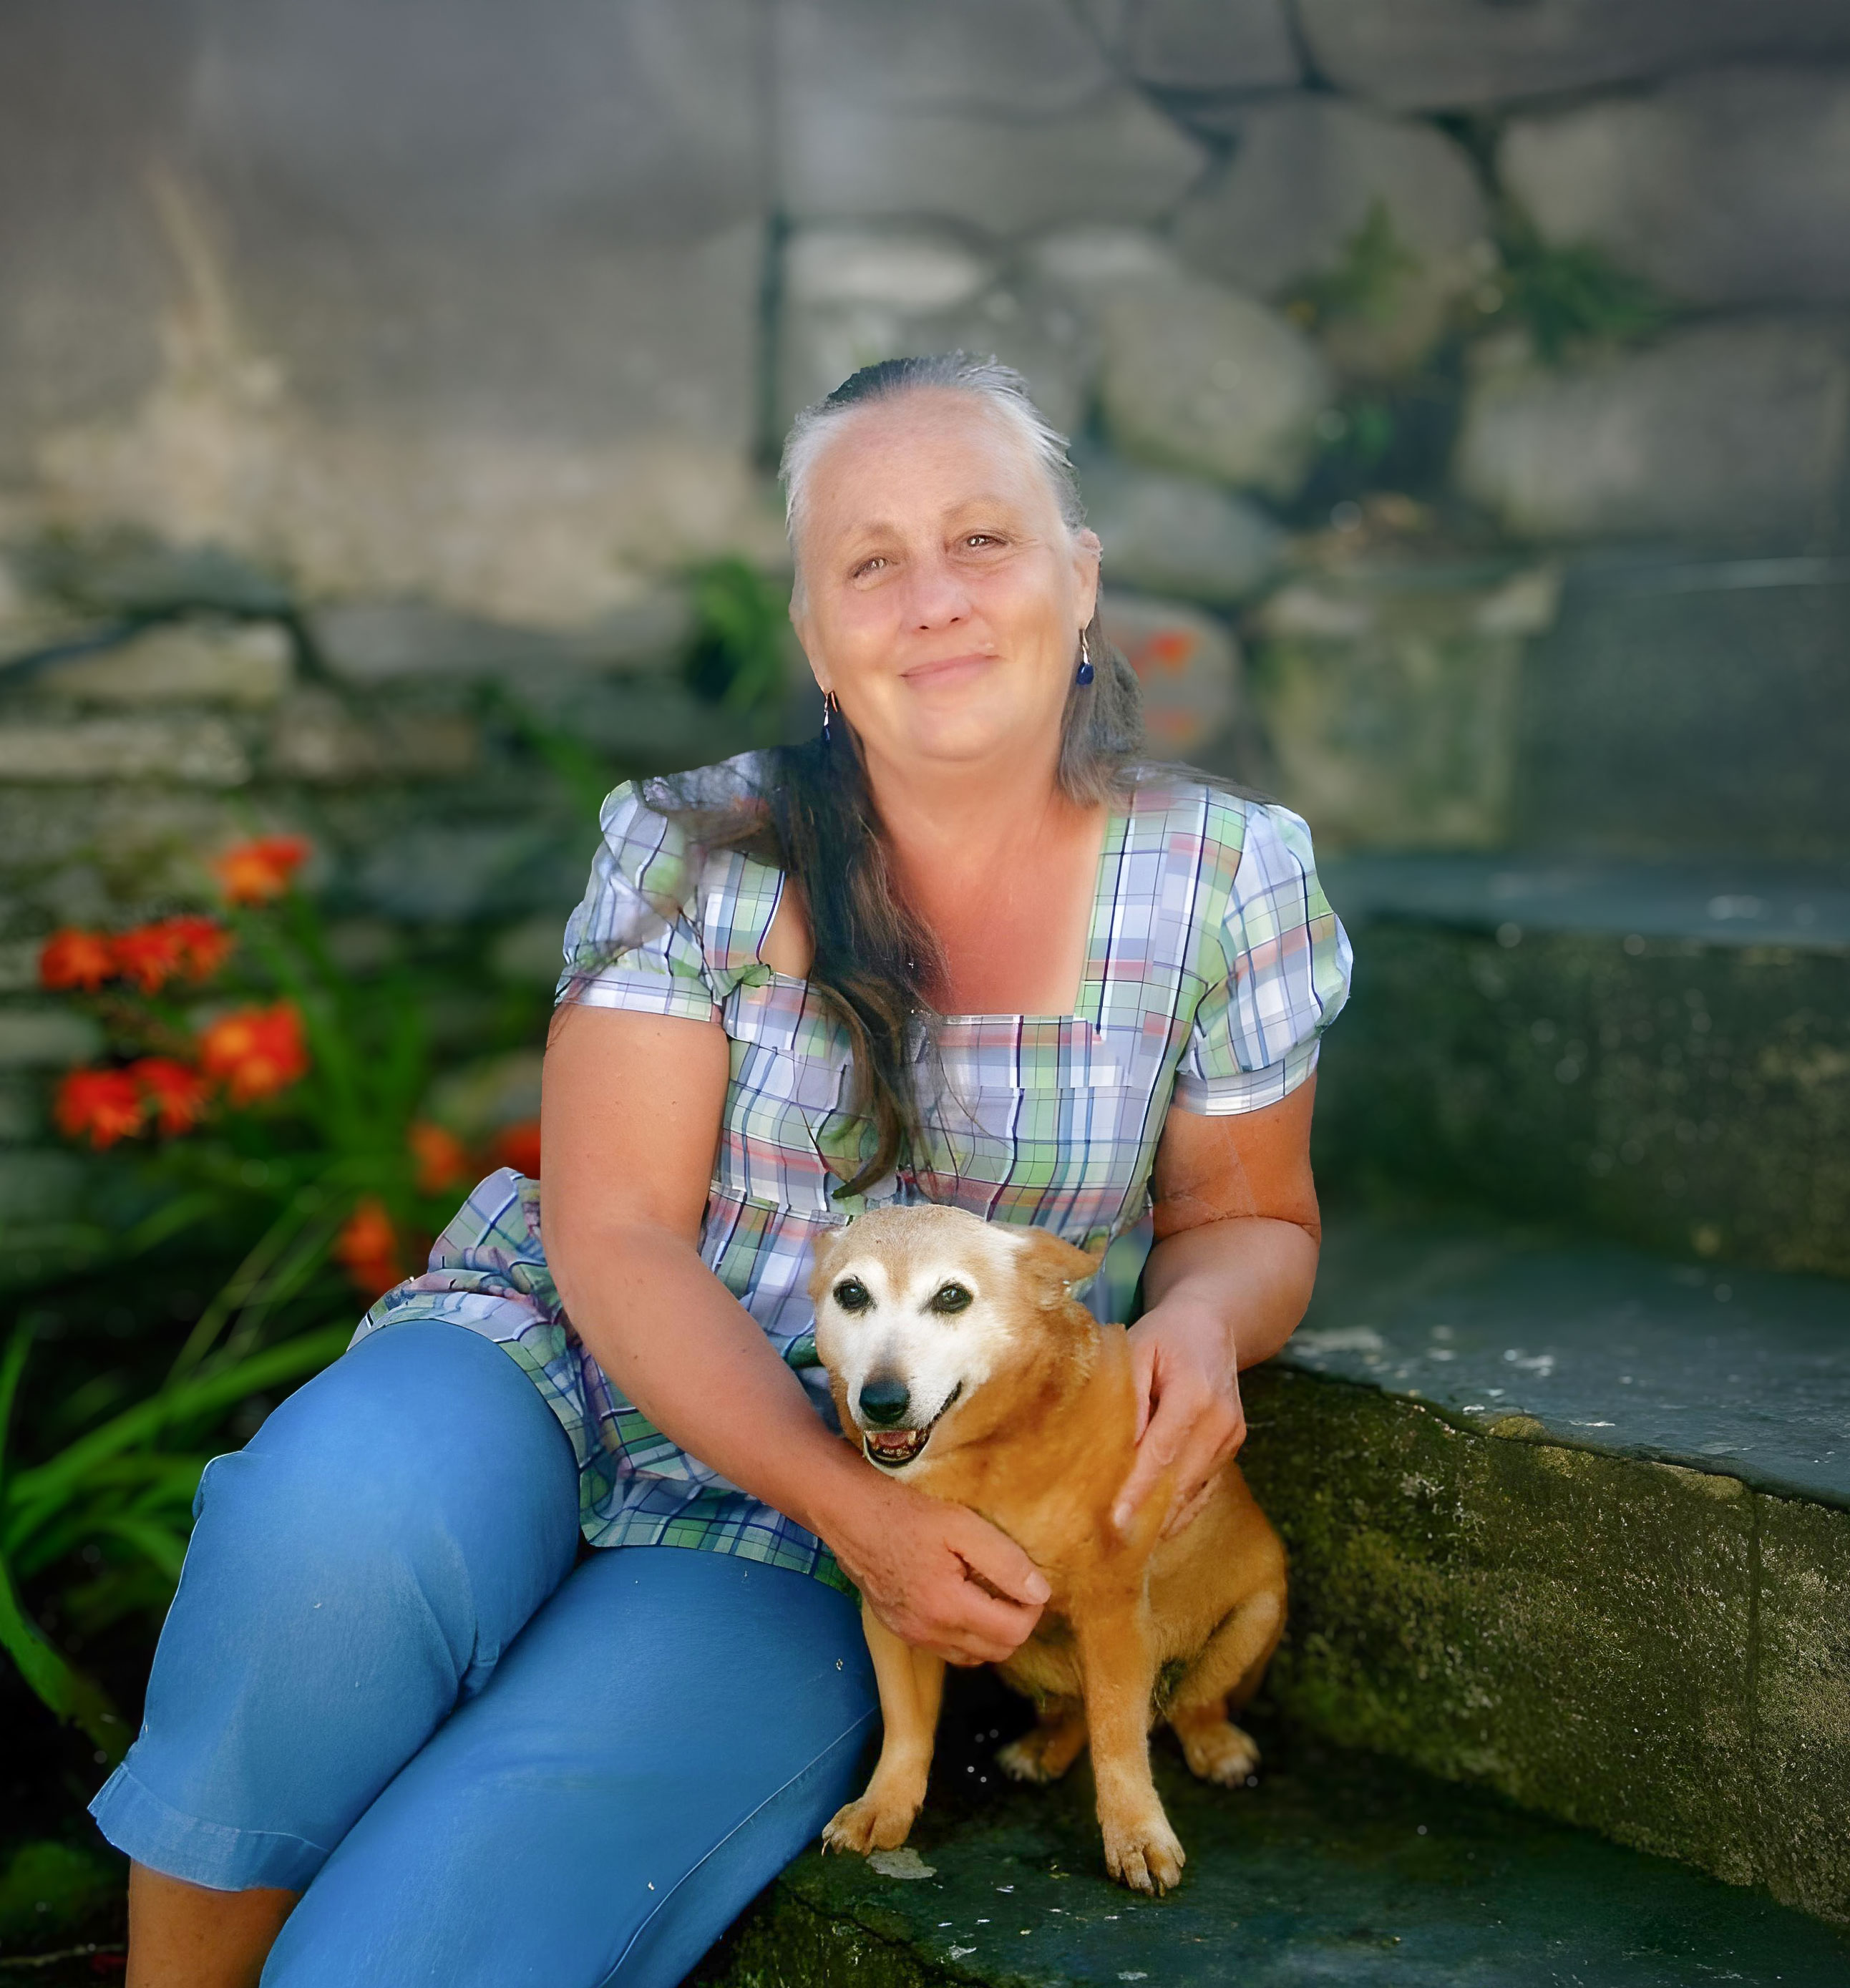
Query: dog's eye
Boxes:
[
  {"xmin": 832, "ymin": 1278, "xmax": 872, "ymax": 1312},
  {"xmin": 929, "ymin": 1282, "xmax": 973, "ymax": 1314}
]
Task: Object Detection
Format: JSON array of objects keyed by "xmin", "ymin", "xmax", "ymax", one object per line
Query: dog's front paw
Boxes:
[
  {"xmin": 822, "ymin": 1789, "xmax": 920, "ymax": 1856},
  {"xmin": 1099, "ymin": 1808, "xmax": 1186, "ymax": 1895},
  {"xmin": 1174, "ymin": 1717, "xmax": 1260, "ymax": 1787}
]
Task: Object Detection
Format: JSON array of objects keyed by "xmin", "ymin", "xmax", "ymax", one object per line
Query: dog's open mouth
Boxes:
[{"xmin": 860, "ymin": 1385, "xmax": 960, "ymax": 1470}]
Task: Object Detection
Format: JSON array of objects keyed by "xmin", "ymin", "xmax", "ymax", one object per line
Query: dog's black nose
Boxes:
[{"xmin": 858, "ymin": 1375, "xmax": 911, "ymax": 1427}]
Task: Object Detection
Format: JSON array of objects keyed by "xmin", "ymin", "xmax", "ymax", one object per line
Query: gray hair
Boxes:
[{"xmin": 777, "ymin": 352, "xmax": 1141, "ymax": 804}]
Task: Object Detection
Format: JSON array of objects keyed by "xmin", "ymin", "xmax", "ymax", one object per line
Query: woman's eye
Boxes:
[
  {"xmin": 852, "ymin": 555, "xmax": 889, "ymax": 579},
  {"xmin": 833, "ymin": 1278, "xmax": 872, "ymax": 1312},
  {"xmin": 930, "ymin": 1282, "xmax": 973, "ymax": 1314},
  {"xmin": 963, "ymin": 533, "xmax": 1001, "ymax": 549}
]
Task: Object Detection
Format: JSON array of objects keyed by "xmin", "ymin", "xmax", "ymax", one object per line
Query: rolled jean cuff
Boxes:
[{"xmin": 89, "ymin": 1763, "xmax": 331, "ymax": 1893}]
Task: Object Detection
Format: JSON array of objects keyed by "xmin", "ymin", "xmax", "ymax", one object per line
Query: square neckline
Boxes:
[{"xmin": 751, "ymin": 804, "xmax": 1130, "ymax": 1033}]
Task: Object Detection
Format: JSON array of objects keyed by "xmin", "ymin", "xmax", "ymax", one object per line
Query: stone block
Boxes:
[
  {"xmin": 1079, "ymin": 456, "xmax": 1283, "ymax": 603},
  {"xmin": 0, "ymin": 717, "xmax": 250, "ymax": 785},
  {"xmin": 1455, "ymin": 320, "xmax": 1850, "ymax": 544},
  {"xmin": 1080, "ymin": 0, "xmax": 1301, "ymax": 93},
  {"xmin": 1313, "ymin": 918, "xmax": 1850, "ymax": 1279},
  {"xmin": 265, "ymin": 690, "xmax": 479, "ymax": 784},
  {"xmin": 36, "ymin": 618, "xmax": 291, "ymax": 707},
  {"xmin": 1756, "ymin": 1496, "xmax": 1850, "ymax": 1923},
  {"xmin": 311, "ymin": 595, "xmax": 693, "ymax": 686},
  {"xmin": 1295, "ymin": 0, "xmax": 1850, "ymax": 112},
  {"xmin": 1515, "ymin": 557, "xmax": 1850, "ymax": 864},
  {"xmin": 1099, "ymin": 272, "xmax": 1332, "ymax": 497},
  {"xmin": 1175, "ymin": 96, "xmax": 1490, "ymax": 378},
  {"xmin": 1501, "ymin": 68, "xmax": 1850, "ymax": 311},
  {"xmin": 776, "ymin": 0, "xmax": 1206, "ymax": 239},
  {"xmin": 1248, "ymin": 560, "xmax": 1557, "ymax": 850},
  {"xmin": 1098, "ymin": 591, "xmax": 1241, "ymax": 757},
  {"xmin": 1244, "ymin": 1371, "xmax": 1762, "ymax": 1885},
  {"xmin": 777, "ymin": 226, "xmax": 1098, "ymax": 433},
  {"xmin": 0, "ymin": 1008, "xmax": 102, "ymax": 1068},
  {"xmin": 424, "ymin": 1048, "xmax": 544, "ymax": 1140}
]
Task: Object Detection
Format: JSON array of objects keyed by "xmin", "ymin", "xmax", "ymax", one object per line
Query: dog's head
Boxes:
[{"xmin": 808, "ymin": 1205, "xmax": 1100, "ymax": 1473}]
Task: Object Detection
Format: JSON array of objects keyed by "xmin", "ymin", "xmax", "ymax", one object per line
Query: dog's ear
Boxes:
[
  {"xmin": 807, "ymin": 1222, "xmax": 848, "ymax": 1302},
  {"xmin": 1012, "ymin": 1225, "xmax": 1104, "ymax": 1306}
]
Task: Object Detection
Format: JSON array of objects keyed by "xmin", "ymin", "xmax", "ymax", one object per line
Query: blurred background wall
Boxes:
[{"xmin": 1, "ymin": 0, "xmax": 1848, "ymax": 1254}]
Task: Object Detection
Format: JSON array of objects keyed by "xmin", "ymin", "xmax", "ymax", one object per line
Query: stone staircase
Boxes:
[{"xmin": 699, "ymin": 554, "xmax": 1850, "ymax": 1984}]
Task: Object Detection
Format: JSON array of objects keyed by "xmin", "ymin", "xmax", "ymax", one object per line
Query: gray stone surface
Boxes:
[
  {"xmin": 1078, "ymin": 457, "xmax": 1282, "ymax": 603},
  {"xmin": 310, "ymin": 595, "xmax": 692, "ymax": 686},
  {"xmin": 35, "ymin": 619, "xmax": 291, "ymax": 708},
  {"xmin": 1079, "ymin": 0, "xmax": 1301, "ymax": 93},
  {"xmin": 1514, "ymin": 555, "xmax": 1850, "ymax": 862},
  {"xmin": 1175, "ymin": 96, "xmax": 1489, "ymax": 377},
  {"xmin": 1285, "ymin": 1214, "xmax": 1850, "ymax": 1511},
  {"xmin": 776, "ymin": 0, "xmax": 1206, "ymax": 239},
  {"xmin": 1295, "ymin": 0, "xmax": 1850, "ymax": 112},
  {"xmin": 1249, "ymin": 560, "xmax": 1559, "ymax": 850},
  {"xmin": 776, "ymin": 226, "xmax": 1098, "ymax": 433},
  {"xmin": 4, "ymin": 0, "xmax": 775, "ymax": 621},
  {"xmin": 265, "ymin": 691, "xmax": 479, "ymax": 784},
  {"xmin": 0, "ymin": 1009, "xmax": 102, "ymax": 1068},
  {"xmin": 1455, "ymin": 319, "xmax": 1850, "ymax": 543},
  {"xmin": 1099, "ymin": 273, "xmax": 1332, "ymax": 497},
  {"xmin": 704, "ymin": 1718, "xmax": 1850, "ymax": 1982},
  {"xmin": 0, "ymin": 717, "xmax": 250, "ymax": 786},
  {"xmin": 1502, "ymin": 68, "xmax": 1850, "ymax": 310}
]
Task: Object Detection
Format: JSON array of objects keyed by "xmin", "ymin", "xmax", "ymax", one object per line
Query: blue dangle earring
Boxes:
[
  {"xmin": 1075, "ymin": 633, "xmax": 1095, "ymax": 686},
  {"xmin": 821, "ymin": 687, "xmax": 840, "ymax": 742}
]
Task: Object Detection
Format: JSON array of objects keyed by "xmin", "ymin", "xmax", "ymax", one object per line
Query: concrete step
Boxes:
[
  {"xmin": 1314, "ymin": 852, "xmax": 1850, "ymax": 1276},
  {"xmin": 697, "ymin": 1694, "xmax": 1850, "ymax": 1987},
  {"xmin": 1514, "ymin": 552, "xmax": 1850, "ymax": 864},
  {"xmin": 1242, "ymin": 1208, "xmax": 1850, "ymax": 1928}
]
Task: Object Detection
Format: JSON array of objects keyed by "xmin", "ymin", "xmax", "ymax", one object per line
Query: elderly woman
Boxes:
[{"xmin": 94, "ymin": 356, "xmax": 1350, "ymax": 1987}]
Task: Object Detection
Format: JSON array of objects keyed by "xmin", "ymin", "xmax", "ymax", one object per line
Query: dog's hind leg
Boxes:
[
  {"xmin": 1165, "ymin": 1585, "xmax": 1285, "ymax": 1787},
  {"xmin": 996, "ymin": 1700, "xmax": 1089, "ymax": 1784},
  {"xmin": 822, "ymin": 1606, "xmax": 945, "ymax": 1856}
]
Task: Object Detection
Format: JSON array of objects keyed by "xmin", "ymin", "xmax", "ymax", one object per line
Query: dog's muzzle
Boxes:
[{"xmin": 860, "ymin": 1383, "xmax": 961, "ymax": 1470}]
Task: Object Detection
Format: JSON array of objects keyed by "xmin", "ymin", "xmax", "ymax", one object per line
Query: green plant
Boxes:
[
  {"xmin": 1292, "ymin": 200, "xmax": 1423, "ymax": 331},
  {"xmin": 681, "ymin": 557, "xmax": 794, "ymax": 721},
  {"xmin": 1486, "ymin": 208, "xmax": 1673, "ymax": 363}
]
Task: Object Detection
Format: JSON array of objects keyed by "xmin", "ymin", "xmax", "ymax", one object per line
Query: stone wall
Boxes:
[{"xmin": 2, "ymin": 1, "xmax": 1847, "ymax": 1180}]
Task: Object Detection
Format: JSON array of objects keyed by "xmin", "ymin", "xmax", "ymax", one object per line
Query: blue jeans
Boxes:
[{"xmin": 89, "ymin": 1323, "xmax": 877, "ymax": 1987}]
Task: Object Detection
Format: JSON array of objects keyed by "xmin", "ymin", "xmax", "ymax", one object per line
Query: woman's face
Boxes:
[{"xmin": 790, "ymin": 391, "xmax": 1101, "ymax": 780}]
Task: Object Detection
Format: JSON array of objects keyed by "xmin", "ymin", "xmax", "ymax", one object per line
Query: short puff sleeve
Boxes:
[
  {"xmin": 1171, "ymin": 800, "xmax": 1353, "ymax": 1115},
  {"xmin": 555, "ymin": 783, "xmax": 732, "ymax": 1023}
]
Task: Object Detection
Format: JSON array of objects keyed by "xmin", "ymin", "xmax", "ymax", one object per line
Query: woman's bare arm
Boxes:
[
  {"xmin": 1111, "ymin": 1075, "xmax": 1322, "ymax": 1537},
  {"xmin": 540, "ymin": 1003, "xmax": 1047, "ymax": 1662}
]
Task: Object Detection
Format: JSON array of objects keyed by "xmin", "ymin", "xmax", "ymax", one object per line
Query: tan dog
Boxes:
[{"xmin": 808, "ymin": 1204, "xmax": 1287, "ymax": 1894}]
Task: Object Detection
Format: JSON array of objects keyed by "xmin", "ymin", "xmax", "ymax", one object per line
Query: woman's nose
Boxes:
[{"xmin": 902, "ymin": 555, "xmax": 972, "ymax": 631}]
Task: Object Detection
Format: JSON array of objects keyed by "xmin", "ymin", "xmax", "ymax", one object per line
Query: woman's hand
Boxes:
[
  {"xmin": 1113, "ymin": 1297, "xmax": 1245, "ymax": 1541},
  {"xmin": 816, "ymin": 1465, "xmax": 1049, "ymax": 1668}
]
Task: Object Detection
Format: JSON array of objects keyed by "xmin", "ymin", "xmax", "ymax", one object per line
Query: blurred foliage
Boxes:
[
  {"xmin": 1291, "ymin": 200, "xmax": 1422, "ymax": 331},
  {"xmin": 1486, "ymin": 208, "xmax": 1673, "ymax": 363},
  {"xmin": 681, "ymin": 557, "xmax": 794, "ymax": 719}
]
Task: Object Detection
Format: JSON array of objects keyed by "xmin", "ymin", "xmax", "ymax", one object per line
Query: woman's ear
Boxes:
[{"xmin": 1073, "ymin": 525, "xmax": 1102, "ymax": 628}]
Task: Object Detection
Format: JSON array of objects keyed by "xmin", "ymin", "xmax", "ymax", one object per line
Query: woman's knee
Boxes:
[{"xmin": 185, "ymin": 1323, "xmax": 580, "ymax": 1673}]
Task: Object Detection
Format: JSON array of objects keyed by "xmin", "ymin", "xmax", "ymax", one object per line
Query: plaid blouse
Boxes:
[{"xmin": 353, "ymin": 756, "xmax": 1351, "ymax": 1592}]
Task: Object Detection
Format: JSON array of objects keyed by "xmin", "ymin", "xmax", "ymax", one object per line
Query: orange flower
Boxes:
[
  {"xmin": 334, "ymin": 1197, "xmax": 407, "ymax": 1299},
  {"xmin": 490, "ymin": 1119, "xmax": 542, "ymax": 1179},
  {"xmin": 213, "ymin": 835, "xmax": 311, "ymax": 907},
  {"xmin": 54, "ymin": 1068, "xmax": 144, "ymax": 1148},
  {"xmin": 408, "ymin": 1121, "xmax": 471, "ymax": 1196},
  {"xmin": 39, "ymin": 930, "xmax": 117, "ymax": 992},
  {"xmin": 198, "ymin": 1003, "xmax": 310, "ymax": 1103},
  {"xmin": 162, "ymin": 914, "xmax": 235, "ymax": 980},
  {"xmin": 132, "ymin": 1057, "xmax": 213, "ymax": 1136},
  {"xmin": 112, "ymin": 922, "xmax": 190, "ymax": 995}
]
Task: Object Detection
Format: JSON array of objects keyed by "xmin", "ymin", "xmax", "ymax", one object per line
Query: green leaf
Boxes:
[{"xmin": 0, "ymin": 1549, "xmax": 125, "ymax": 1760}]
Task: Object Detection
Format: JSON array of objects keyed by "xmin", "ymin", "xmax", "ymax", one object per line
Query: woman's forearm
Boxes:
[
  {"xmin": 550, "ymin": 1217, "xmax": 866, "ymax": 1542},
  {"xmin": 1138, "ymin": 1214, "xmax": 1318, "ymax": 1368}
]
